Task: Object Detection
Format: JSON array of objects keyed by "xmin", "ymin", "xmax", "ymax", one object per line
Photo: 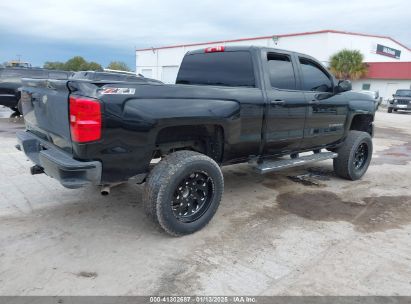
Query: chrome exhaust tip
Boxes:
[{"xmin": 101, "ymin": 185, "xmax": 111, "ymax": 196}]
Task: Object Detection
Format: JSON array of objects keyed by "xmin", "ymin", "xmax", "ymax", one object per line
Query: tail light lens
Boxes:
[{"xmin": 69, "ymin": 96, "xmax": 102, "ymax": 143}]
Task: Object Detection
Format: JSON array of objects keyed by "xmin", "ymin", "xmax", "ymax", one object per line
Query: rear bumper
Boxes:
[{"xmin": 16, "ymin": 130, "xmax": 102, "ymax": 189}]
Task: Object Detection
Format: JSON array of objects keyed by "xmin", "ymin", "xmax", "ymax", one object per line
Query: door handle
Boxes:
[{"xmin": 271, "ymin": 99, "xmax": 285, "ymax": 105}]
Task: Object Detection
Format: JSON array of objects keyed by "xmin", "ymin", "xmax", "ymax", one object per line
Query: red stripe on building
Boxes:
[
  {"xmin": 365, "ymin": 62, "xmax": 411, "ymax": 80},
  {"xmin": 136, "ymin": 29, "xmax": 411, "ymax": 52}
]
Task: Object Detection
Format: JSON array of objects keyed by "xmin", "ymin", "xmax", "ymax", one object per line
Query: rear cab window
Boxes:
[{"xmin": 176, "ymin": 51, "xmax": 255, "ymax": 88}]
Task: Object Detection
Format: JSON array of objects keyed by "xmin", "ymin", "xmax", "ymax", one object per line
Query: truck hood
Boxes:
[{"xmin": 345, "ymin": 91, "xmax": 376, "ymax": 102}]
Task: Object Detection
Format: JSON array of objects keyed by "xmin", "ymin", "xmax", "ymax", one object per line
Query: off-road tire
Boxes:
[
  {"xmin": 387, "ymin": 107, "xmax": 392, "ymax": 113},
  {"xmin": 333, "ymin": 131, "xmax": 373, "ymax": 181},
  {"xmin": 143, "ymin": 150, "xmax": 224, "ymax": 236}
]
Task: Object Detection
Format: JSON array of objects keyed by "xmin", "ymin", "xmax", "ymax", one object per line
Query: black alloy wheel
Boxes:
[
  {"xmin": 333, "ymin": 130, "xmax": 373, "ymax": 181},
  {"xmin": 143, "ymin": 150, "xmax": 224, "ymax": 236},
  {"xmin": 172, "ymin": 171, "xmax": 214, "ymax": 223},
  {"xmin": 353, "ymin": 143, "xmax": 369, "ymax": 170}
]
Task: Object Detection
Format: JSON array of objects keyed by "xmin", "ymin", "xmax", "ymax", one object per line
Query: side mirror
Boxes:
[{"xmin": 336, "ymin": 80, "xmax": 352, "ymax": 93}]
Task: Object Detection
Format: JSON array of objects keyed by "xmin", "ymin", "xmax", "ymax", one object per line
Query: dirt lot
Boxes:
[{"xmin": 0, "ymin": 107, "xmax": 410, "ymax": 296}]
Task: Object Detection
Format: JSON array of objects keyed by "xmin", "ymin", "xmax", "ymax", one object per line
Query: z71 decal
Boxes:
[{"xmin": 101, "ymin": 88, "xmax": 136, "ymax": 95}]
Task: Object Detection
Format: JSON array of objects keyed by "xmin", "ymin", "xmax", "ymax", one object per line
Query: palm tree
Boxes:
[{"xmin": 329, "ymin": 49, "xmax": 367, "ymax": 80}]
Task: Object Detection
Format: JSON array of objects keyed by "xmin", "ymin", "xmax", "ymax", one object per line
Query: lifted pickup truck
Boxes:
[{"xmin": 17, "ymin": 46, "xmax": 375, "ymax": 236}]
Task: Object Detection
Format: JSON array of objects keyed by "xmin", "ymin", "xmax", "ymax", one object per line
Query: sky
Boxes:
[{"xmin": 0, "ymin": 0, "xmax": 410, "ymax": 70}]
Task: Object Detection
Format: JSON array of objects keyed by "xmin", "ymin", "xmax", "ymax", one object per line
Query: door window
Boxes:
[
  {"xmin": 141, "ymin": 69, "xmax": 153, "ymax": 79},
  {"xmin": 267, "ymin": 53, "xmax": 296, "ymax": 90},
  {"xmin": 299, "ymin": 58, "xmax": 333, "ymax": 92}
]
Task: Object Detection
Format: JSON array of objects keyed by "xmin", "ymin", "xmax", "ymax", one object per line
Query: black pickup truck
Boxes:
[
  {"xmin": 0, "ymin": 68, "xmax": 72, "ymax": 112},
  {"xmin": 0, "ymin": 68, "xmax": 161, "ymax": 114},
  {"xmin": 17, "ymin": 46, "xmax": 375, "ymax": 236}
]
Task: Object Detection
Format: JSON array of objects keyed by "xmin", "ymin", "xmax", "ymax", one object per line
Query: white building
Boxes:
[{"xmin": 136, "ymin": 29, "xmax": 411, "ymax": 99}]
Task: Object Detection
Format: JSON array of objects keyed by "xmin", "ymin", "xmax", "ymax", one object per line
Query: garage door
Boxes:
[
  {"xmin": 161, "ymin": 66, "xmax": 179, "ymax": 84},
  {"xmin": 141, "ymin": 69, "xmax": 153, "ymax": 78}
]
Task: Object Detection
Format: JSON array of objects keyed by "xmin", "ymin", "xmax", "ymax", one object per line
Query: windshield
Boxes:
[{"xmin": 395, "ymin": 90, "xmax": 411, "ymax": 97}]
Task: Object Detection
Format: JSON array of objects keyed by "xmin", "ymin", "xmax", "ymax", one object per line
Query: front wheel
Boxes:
[
  {"xmin": 387, "ymin": 107, "xmax": 393, "ymax": 113},
  {"xmin": 333, "ymin": 131, "xmax": 373, "ymax": 181},
  {"xmin": 143, "ymin": 151, "xmax": 224, "ymax": 236}
]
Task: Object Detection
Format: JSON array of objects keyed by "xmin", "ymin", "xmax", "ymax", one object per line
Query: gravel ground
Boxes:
[{"xmin": 0, "ymin": 106, "xmax": 410, "ymax": 296}]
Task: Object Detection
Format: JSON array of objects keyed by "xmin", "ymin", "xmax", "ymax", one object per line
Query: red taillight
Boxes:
[
  {"xmin": 69, "ymin": 96, "xmax": 101, "ymax": 143},
  {"xmin": 205, "ymin": 46, "xmax": 225, "ymax": 53}
]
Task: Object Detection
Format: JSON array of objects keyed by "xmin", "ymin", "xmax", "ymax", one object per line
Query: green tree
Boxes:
[
  {"xmin": 106, "ymin": 61, "xmax": 131, "ymax": 71},
  {"xmin": 43, "ymin": 61, "xmax": 66, "ymax": 70},
  {"xmin": 87, "ymin": 61, "xmax": 103, "ymax": 71},
  {"xmin": 42, "ymin": 56, "xmax": 103, "ymax": 71},
  {"xmin": 64, "ymin": 56, "xmax": 87, "ymax": 71},
  {"xmin": 329, "ymin": 49, "xmax": 367, "ymax": 80}
]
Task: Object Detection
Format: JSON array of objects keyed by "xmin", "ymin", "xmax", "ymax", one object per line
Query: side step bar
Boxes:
[{"xmin": 250, "ymin": 152, "xmax": 338, "ymax": 174}]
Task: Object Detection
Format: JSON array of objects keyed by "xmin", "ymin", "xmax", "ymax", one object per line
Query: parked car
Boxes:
[
  {"xmin": 70, "ymin": 71, "xmax": 163, "ymax": 84},
  {"xmin": 17, "ymin": 46, "xmax": 376, "ymax": 236},
  {"xmin": 0, "ymin": 68, "xmax": 72, "ymax": 113},
  {"xmin": 388, "ymin": 89, "xmax": 411, "ymax": 113},
  {"xmin": 358, "ymin": 90, "xmax": 381, "ymax": 110}
]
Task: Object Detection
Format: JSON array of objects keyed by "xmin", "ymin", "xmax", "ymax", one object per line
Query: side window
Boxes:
[
  {"xmin": 299, "ymin": 58, "xmax": 333, "ymax": 92},
  {"xmin": 267, "ymin": 53, "xmax": 296, "ymax": 90}
]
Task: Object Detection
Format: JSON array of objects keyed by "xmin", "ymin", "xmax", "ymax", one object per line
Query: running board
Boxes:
[{"xmin": 250, "ymin": 152, "xmax": 338, "ymax": 174}]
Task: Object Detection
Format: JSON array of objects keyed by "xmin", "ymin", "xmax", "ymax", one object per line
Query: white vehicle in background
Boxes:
[{"xmin": 357, "ymin": 90, "xmax": 381, "ymax": 110}]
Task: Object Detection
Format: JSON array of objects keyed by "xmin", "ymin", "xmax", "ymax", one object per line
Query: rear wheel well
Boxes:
[
  {"xmin": 350, "ymin": 114, "xmax": 373, "ymax": 136},
  {"xmin": 154, "ymin": 125, "xmax": 224, "ymax": 163}
]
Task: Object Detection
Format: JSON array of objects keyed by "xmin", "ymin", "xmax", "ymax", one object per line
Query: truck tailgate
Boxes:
[{"xmin": 20, "ymin": 79, "xmax": 72, "ymax": 152}]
